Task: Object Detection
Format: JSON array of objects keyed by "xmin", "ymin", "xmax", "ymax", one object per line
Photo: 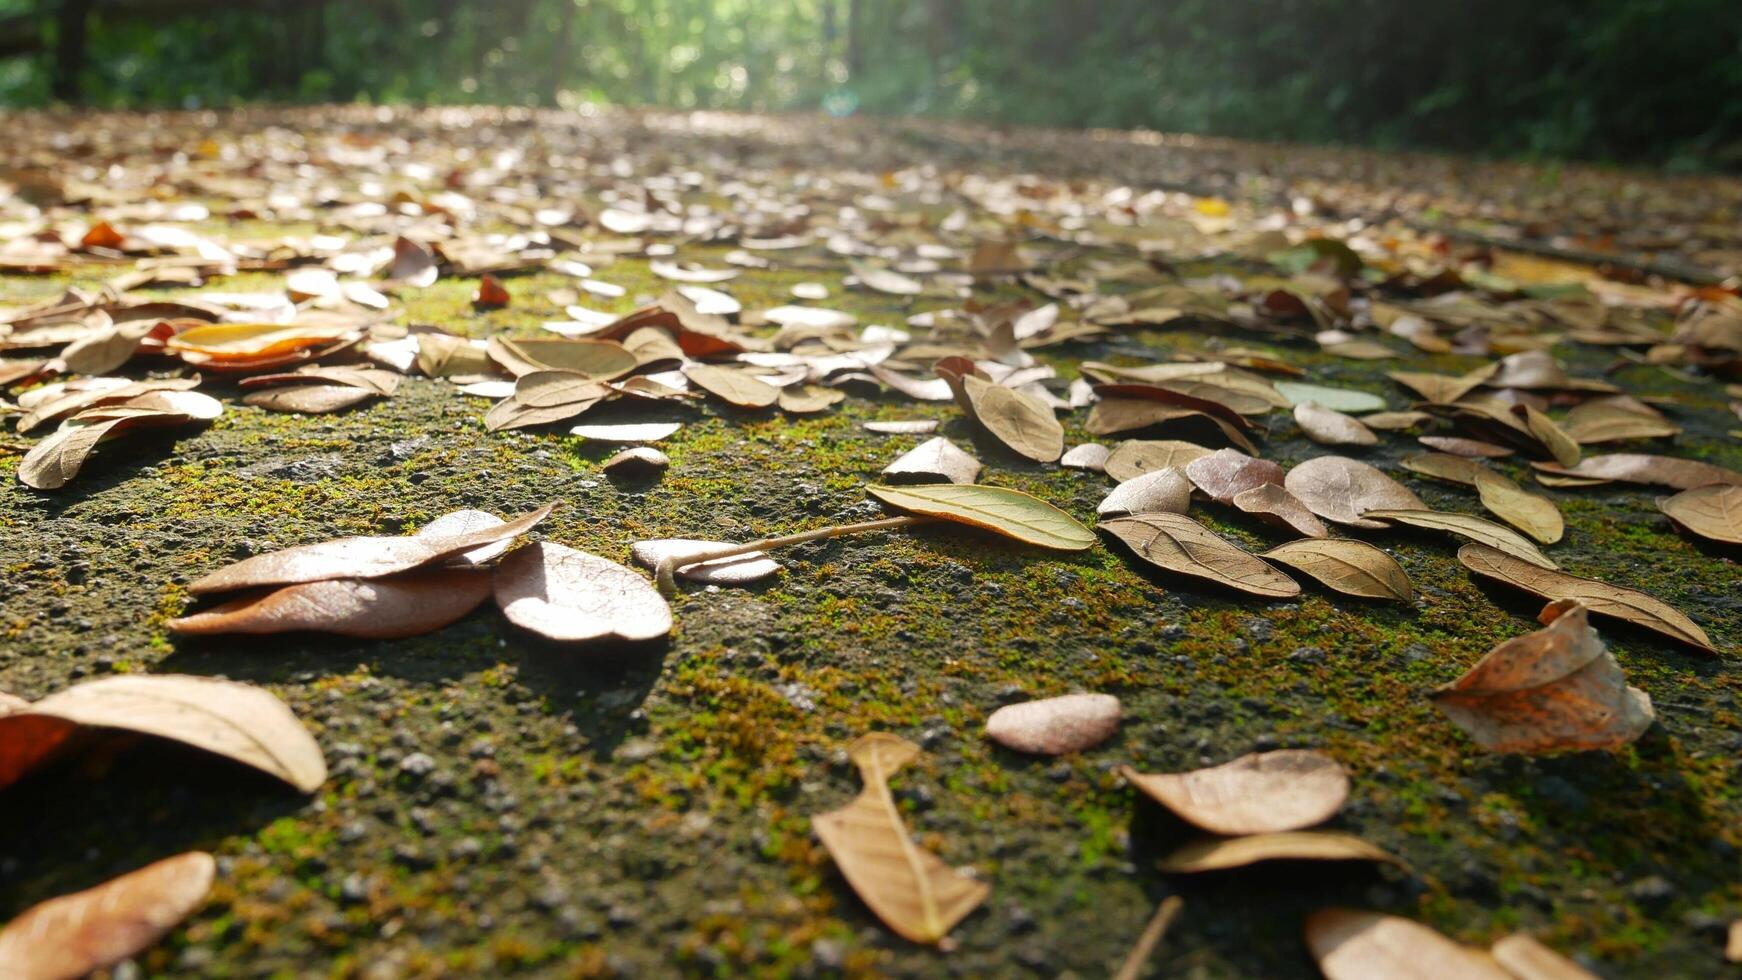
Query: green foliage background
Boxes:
[{"xmin": 4, "ymin": 0, "xmax": 1740, "ymax": 168}]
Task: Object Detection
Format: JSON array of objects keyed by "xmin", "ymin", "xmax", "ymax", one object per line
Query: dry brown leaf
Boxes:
[
  {"xmin": 1157, "ymin": 831, "xmax": 1399, "ymax": 873},
  {"xmin": 961, "ymin": 375, "xmax": 1064, "ymax": 462},
  {"xmin": 1262, "ymin": 539, "xmax": 1413, "ymax": 600},
  {"xmin": 1457, "ymin": 544, "xmax": 1716, "ymax": 653},
  {"xmin": 1122, "ymin": 749, "xmax": 1349, "ymax": 834},
  {"xmin": 1306, "ymin": 908, "xmax": 1511, "ymax": 980},
  {"xmin": 1361, "ymin": 410, "xmax": 1433, "ymax": 431},
  {"xmin": 1059, "ymin": 443, "xmax": 1111, "ymax": 471},
  {"xmin": 1365, "ymin": 508, "xmax": 1557, "ymax": 568},
  {"xmin": 1285, "ymin": 456, "xmax": 1425, "ymax": 529},
  {"xmin": 1475, "ymin": 470, "xmax": 1564, "ymax": 545},
  {"xmin": 1086, "ymin": 397, "xmax": 1261, "ymax": 453},
  {"xmin": 1516, "ymin": 405, "xmax": 1580, "ymax": 467},
  {"xmin": 864, "ymin": 419, "xmax": 940, "ymax": 435},
  {"xmin": 1490, "ymin": 933, "xmax": 1601, "ymax": 980},
  {"xmin": 1727, "ymin": 921, "xmax": 1741, "ymax": 963},
  {"xmin": 881, "ymin": 437, "xmax": 982, "ymax": 485},
  {"xmin": 1529, "ymin": 454, "xmax": 1742, "ymax": 490},
  {"xmin": 812, "ymin": 733, "xmax": 989, "ymax": 945},
  {"xmin": 1105, "ymin": 440, "xmax": 1213, "ymax": 482},
  {"xmin": 493, "ymin": 541, "xmax": 672, "ymax": 643},
  {"xmin": 778, "ymin": 384, "xmax": 845, "ymax": 414},
  {"xmin": 685, "ymin": 363, "xmax": 780, "ymax": 408},
  {"xmin": 0, "ymin": 675, "xmax": 326, "ymax": 793},
  {"xmin": 1430, "ymin": 602, "xmax": 1654, "ymax": 753},
  {"xmin": 1295, "ymin": 402, "xmax": 1378, "ymax": 446},
  {"xmin": 490, "ymin": 337, "xmax": 638, "ymax": 380},
  {"xmin": 868, "ymin": 483, "xmax": 1094, "ymax": 550},
  {"xmin": 1420, "ymin": 435, "xmax": 1516, "ymax": 458},
  {"xmin": 1562, "ymin": 398, "xmax": 1681, "ymax": 444},
  {"xmin": 1100, "ymin": 512, "xmax": 1299, "ymax": 598},
  {"xmin": 984, "ymin": 693, "xmax": 1121, "ymax": 756},
  {"xmin": 602, "ymin": 446, "xmax": 671, "ymax": 477},
  {"xmin": 169, "ymin": 569, "xmax": 491, "ymax": 639},
  {"xmin": 1098, "ymin": 467, "xmax": 1192, "ymax": 517},
  {"xmin": 1389, "ymin": 364, "xmax": 1500, "ymax": 404},
  {"xmin": 0, "ymin": 852, "xmax": 215, "ymax": 980},
  {"xmin": 630, "ymin": 538, "xmax": 781, "ymax": 585},
  {"xmin": 474, "ymin": 273, "xmax": 510, "ymax": 307},
  {"xmin": 1184, "ymin": 448, "xmax": 1285, "ymax": 504},
  {"xmin": 570, "ymin": 422, "xmax": 683, "ymax": 443},
  {"xmin": 1401, "ymin": 452, "xmax": 1488, "ymax": 487},
  {"xmin": 1231, "ymin": 483, "xmax": 1330, "ymax": 538},
  {"xmin": 1658, "ymin": 484, "xmax": 1742, "ymax": 546},
  {"xmin": 189, "ymin": 502, "xmax": 554, "ymax": 594},
  {"xmin": 485, "ymin": 375, "xmax": 610, "ymax": 432},
  {"xmin": 243, "ymin": 384, "xmax": 377, "ymax": 414}
]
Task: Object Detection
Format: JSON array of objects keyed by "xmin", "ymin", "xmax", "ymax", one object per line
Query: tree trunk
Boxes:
[{"xmin": 51, "ymin": 0, "xmax": 92, "ymax": 103}]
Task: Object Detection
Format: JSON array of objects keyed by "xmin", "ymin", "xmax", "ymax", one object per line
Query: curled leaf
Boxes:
[
  {"xmin": 1295, "ymin": 402, "xmax": 1378, "ymax": 446},
  {"xmin": 1157, "ymin": 831, "xmax": 1400, "ymax": 873},
  {"xmin": 1122, "ymin": 749, "xmax": 1349, "ymax": 834},
  {"xmin": 1105, "ymin": 440, "xmax": 1213, "ymax": 482},
  {"xmin": 1100, "ymin": 512, "xmax": 1299, "ymax": 598},
  {"xmin": 1306, "ymin": 908, "xmax": 1510, "ymax": 980},
  {"xmin": 1098, "ymin": 467, "xmax": 1192, "ymax": 517},
  {"xmin": 1457, "ymin": 544, "xmax": 1716, "ymax": 653},
  {"xmin": 1262, "ymin": 539, "xmax": 1413, "ymax": 600},
  {"xmin": 881, "ymin": 437, "xmax": 982, "ymax": 485},
  {"xmin": 1490, "ymin": 933, "xmax": 1601, "ymax": 980},
  {"xmin": 1184, "ymin": 448, "xmax": 1285, "ymax": 505},
  {"xmin": 630, "ymin": 538, "xmax": 781, "ymax": 586},
  {"xmin": 493, "ymin": 541, "xmax": 672, "ymax": 643},
  {"xmin": 1232, "ymin": 483, "xmax": 1330, "ymax": 538},
  {"xmin": 0, "ymin": 852, "xmax": 216, "ymax": 980},
  {"xmin": 1364, "ymin": 509, "xmax": 1557, "ymax": 569},
  {"xmin": 0, "ymin": 675, "xmax": 326, "ymax": 793},
  {"xmin": 1530, "ymin": 454, "xmax": 1742, "ymax": 490},
  {"xmin": 867, "ymin": 483, "xmax": 1093, "ymax": 551},
  {"xmin": 811, "ymin": 733, "xmax": 989, "ymax": 944},
  {"xmin": 189, "ymin": 502, "xmax": 554, "ymax": 594},
  {"xmin": 1429, "ymin": 602, "xmax": 1655, "ymax": 753},
  {"xmin": 1658, "ymin": 484, "xmax": 1742, "ymax": 546},
  {"xmin": 1475, "ymin": 470, "xmax": 1563, "ymax": 545},
  {"xmin": 686, "ymin": 364, "xmax": 779, "ymax": 408},
  {"xmin": 169, "ymin": 569, "xmax": 491, "ymax": 639}
]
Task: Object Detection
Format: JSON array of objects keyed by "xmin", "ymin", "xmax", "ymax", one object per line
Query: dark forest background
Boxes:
[{"xmin": 2, "ymin": 0, "xmax": 1740, "ymax": 169}]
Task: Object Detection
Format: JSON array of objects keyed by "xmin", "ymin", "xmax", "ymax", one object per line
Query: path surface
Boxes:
[{"xmin": 2, "ymin": 106, "xmax": 1739, "ymax": 978}]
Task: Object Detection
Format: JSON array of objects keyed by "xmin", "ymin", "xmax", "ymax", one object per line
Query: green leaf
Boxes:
[
  {"xmin": 867, "ymin": 484, "xmax": 1093, "ymax": 551},
  {"xmin": 1273, "ymin": 381, "xmax": 1386, "ymax": 414}
]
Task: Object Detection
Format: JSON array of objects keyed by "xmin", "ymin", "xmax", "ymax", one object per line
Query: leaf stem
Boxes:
[
  {"xmin": 655, "ymin": 515, "xmax": 931, "ymax": 596},
  {"xmin": 1113, "ymin": 895, "xmax": 1184, "ymax": 980}
]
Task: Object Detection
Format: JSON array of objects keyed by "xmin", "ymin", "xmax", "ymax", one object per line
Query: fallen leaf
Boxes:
[
  {"xmin": 493, "ymin": 541, "xmax": 672, "ymax": 643},
  {"xmin": 685, "ymin": 364, "xmax": 780, "ymax": 408},
  {"xmin": 1306, "ymin": 908, "xmax": 1510, "ymax": 980},
  {"xmin": 867, "ymin": 483, "xmax": 1094, "ymax": 551},
  {"xmin": 1184, "ymin": 448, "xmax": 1285, "ymax": 504},
  {"xmin": 1457, "ymin": 544, "xmax": 1716, "ymax": 653},
  {"xmin": 1274, "ymin": 381, "xmax": 1386, "ymax": 413},
  {"xmin": 1420, "ymin": 436, "xmax": 1515, "ymax": 458},
  {"xmin": 1295, "ymin": 402, "xmax": 1378, "ymax": 446},
  {"xmin": 1490, "ymin": 933, "xmax": 1601, "ymax": 980},
  {"xmin": 1100, "ymin": 513, "xmax": 1300, "ymax": 598},
  {"xmin": 1106, "ymin": 440, "xmax": 1214, "ymax": 482},
  {"xmin": 1364, "ymin": 507, "xmax": 1557, "ymax": 567},
  {"xmin": 1232, "ymin": 484, "xmax": 1330, "ymax": 538},
  {"xmin": 1389, "ymin": 364, "xmax": 1499, "ymax": 404},
  {"xmin": 1059, "ymin": 444, "xmax": 1110, "ymax": 471},
  {"xmin": 881, "ymin": 437, "xmax": 982, "ymax": 485},
  {"xmin": 1529, "ymin": 454, "xmax": 1742, "ymax": 490},
  {"xmin": 1658, "ymin": 484, "xmax": 1742, "ymax": 545},
  {"xmin": 1475, "ymin": 470, "xmax": 1564, "ymax": 545},
  {"xmin": 189, "ymin": 502, "xmax": 554, "ymax": 594},
  {"xmin": 864, "ymin": 419, "xmax": 939, "ymax": 434},
  {"xmin": 630, "ymin": 538, "xmax": 781, "ymax": 585},
  {"xmin": 1516, "ymin": 405, "xmax": 1580, "ymax": 467},
  {"xmin": 1401, "ymin": 452, "xmax": 1488, "ymax": 487},
  {"xmin": 603, "ymin": 446, "xmax": 671, "ymax": 476},
  {"xmin": 1098, "ymin": 467, "xmax": 1192, "ymax": 517},
  {"xmin": 169, "ymin": 569, "xmax": 491, "ymax": 639},
  {"xmin": 984, "ymin": 693, "xmax": 1121, "ymax": 755},
  {"xmin": 1430, "ymin": 601, "xmax": 1654, "ymax": 753},
  {"xmin": 811, "ymin": 733, "xmax": 988, "ymax": 944},
  {"xmin": 1122, "ymin": 749, "xmax": 1349, "ymax": 834},
  {"xmin": 475, "ymin": 273, "xmax": 510, "ymax": 307},
  {"xmin": 0, "ymin": 675, "xmax": 326, "ymax": 792},
  {"xmin": 570, "ymin": 422, "xmax": 683, "ymax": 443},
  {"xmin": 961, "ymin": 375, "xmax": 1064, "ymax": 462},
  {"xmin": 1562, "ymin": 399, "xmax": 1681, "ymax": 444},
  {"xmin": 1262, "ymin": 539, "xmax": 1413, "ymax": 600},
  {"xmin": 1285, "ymin": 456, "xmax": 1425, "ymax": 529},
  {"xmin": 415, "ymin": 509, "xmax": 516, "ymax": 565},
  {"xmin": 849, "ymin": 260, "xmax": 924, "ymax": 296},
  {"xmin": 0, "ymin": 852, "xmax": 215, "ymax": 980},
  {"xmin": 779, "ymin": 384, "xmax": 846, "ymax": 414},
  {"xmin": 243, "ymin": 385, "xmax": 377, "ymax": 414},
  {"xmin": 1157, "ymin": 831, "xmax": 1399, "ymax": 873},
  {"xmin": 166, "ymin": 322, "xmax": 352, "ymax": 360}
]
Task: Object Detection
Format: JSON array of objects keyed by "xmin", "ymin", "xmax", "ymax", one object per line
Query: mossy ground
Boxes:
[{"xmin": 2, "ymin": 114, "xmax": 1740, "ymax": 979}]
